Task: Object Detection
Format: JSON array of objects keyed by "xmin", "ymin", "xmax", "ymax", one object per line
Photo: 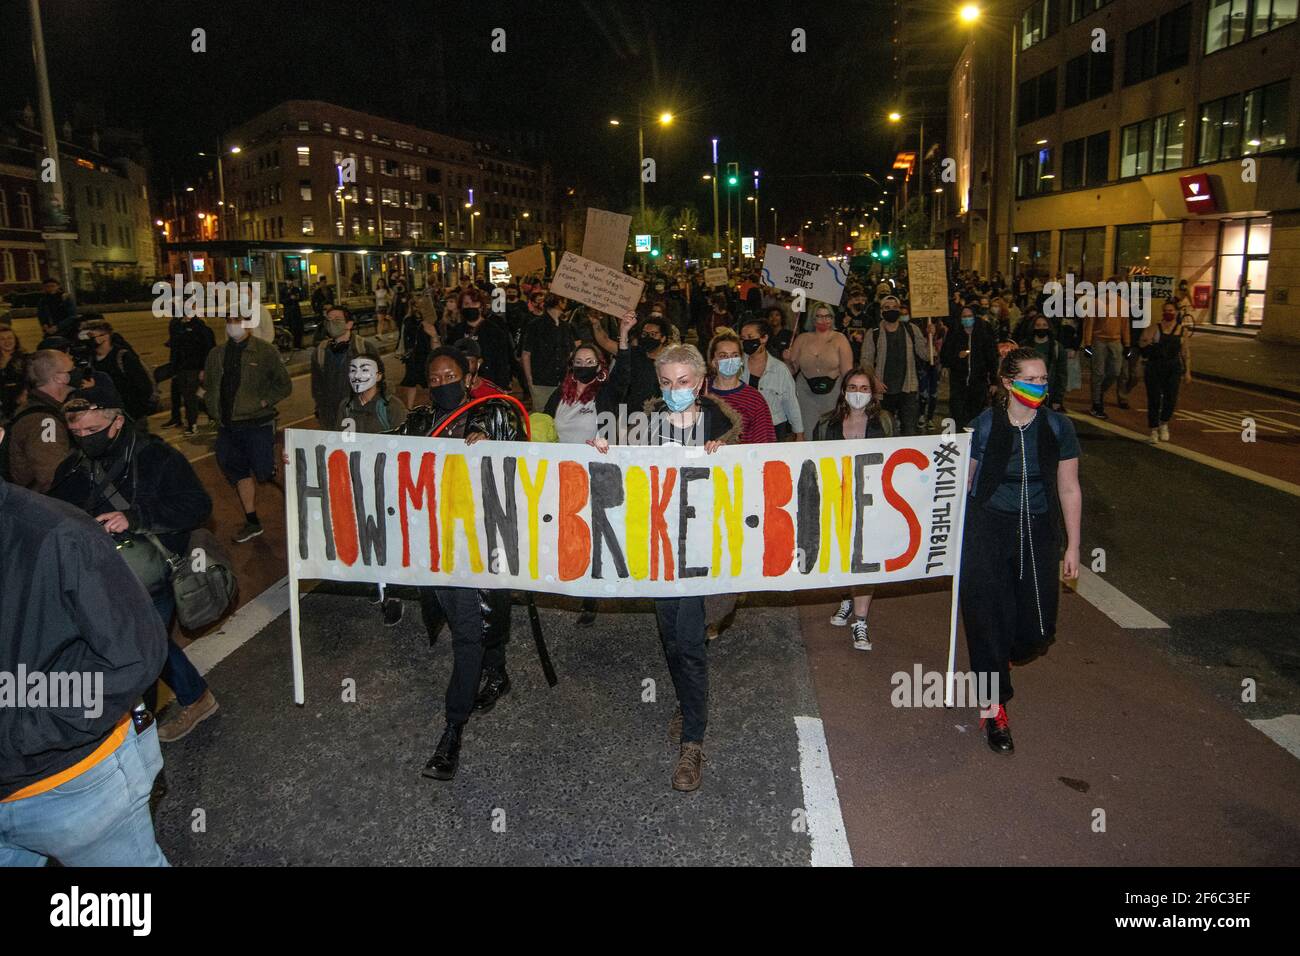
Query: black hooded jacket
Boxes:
[{"xmin": 0, "ymin": 480, "xmax": 168, "ymax": 800}]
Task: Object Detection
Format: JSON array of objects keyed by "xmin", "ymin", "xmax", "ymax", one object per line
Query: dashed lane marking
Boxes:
[
  {"xmin": 1248, "ymin": 714, "xmax": 1300, "ymax": 762},
  {"xmin": 1073, "ymin": 567, "xmax": 1169, "ymax": 629},
  {"xmin": 794, "ymin": 715, "xmax": 853, "ymax": 867}
]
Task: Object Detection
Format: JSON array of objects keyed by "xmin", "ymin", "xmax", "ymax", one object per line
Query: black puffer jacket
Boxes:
[{"xmin": 398, "ymin": 392, "xmax": 528, "ymax": 441}]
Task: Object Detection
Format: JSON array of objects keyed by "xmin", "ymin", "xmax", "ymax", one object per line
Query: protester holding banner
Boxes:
[
  {"xmin": 393, "ymin": 347, "xmax": 529, "ymax": 781},
  {"xmin": 961, "ymin": 348, "xmax": 1082, "ymax": 755},
  {"xmin": 786, "ymin": 303, "xmax": 852, "ymax": 441},
  {"xmin": 702, "ymin": 329, "xmax": 776, "ymax": 638},
  {"xmin": 739, "ymin": 317, "xmax": 802, "ymax": 441},
  {"xmin": 545, "ymin": 342, "xmax": 619, "ymax": 628},
  {"xmin": 590, "ymin": 343, "xmax": 742, "ymax": 792},
  {"xmin": 813, "ymin": 368, "xmax": 891, "ymax": 650}
]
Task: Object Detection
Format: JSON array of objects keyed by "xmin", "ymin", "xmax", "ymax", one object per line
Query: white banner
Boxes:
[
  {"xmin": 760, "ymin": 244, "xmax": 849, "ymax": 305},
  {"xmin": 283, "ymin": 429, "xmax": 973, "ymax": 702}
]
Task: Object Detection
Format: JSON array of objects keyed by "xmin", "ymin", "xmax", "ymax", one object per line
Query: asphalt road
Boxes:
[{"xmin": 126, "ymin": 348, "xmax": 1300, "ymax": 866}]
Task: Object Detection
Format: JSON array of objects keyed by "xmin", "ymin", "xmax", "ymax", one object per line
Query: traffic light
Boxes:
[
  {"xmin": 650, "ymin": 247, "xmax": 661, "ymax": 258},
  {"xmin": 726, "ymin": 162, "xmax": 739, "ymax": 187},
  {"xmin": 879, "ymin": 245, "xmax": 892, "ymax": 260}
]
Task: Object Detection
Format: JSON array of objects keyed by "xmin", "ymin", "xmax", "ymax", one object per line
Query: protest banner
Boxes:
[
  {"xmin": 906, "ymin": 249, "xmax": 950, "ymax": 318},
  {"xmin": 760, "ymin": 244, "xmax": 849, "ymax": 305},
  {"xmin": 283, "ymin": 429, "xmax": 973, "ymax": 704},
  {"xmin": 550, "ymin": 251, "xmax": 645, "ymax": 317},
  {"xmin": 505, "ymin": 243, "xmax": 546, "ymax": 277},
  {"xmin": 704, "ymin": 267, "xmax": 728, "ymax": 288},
  {"xmin": 581, "ymin": 207, "xmax": 633, "ymax": 270}
]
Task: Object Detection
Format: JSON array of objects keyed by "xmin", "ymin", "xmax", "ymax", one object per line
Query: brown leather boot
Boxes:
[
  {"xmin": 672, "ymin": 742, "xmax": 704, "ymax": 792},
  {"xmin": 668, "ymin": 707, "xmax": 683, "ymax": 744}
]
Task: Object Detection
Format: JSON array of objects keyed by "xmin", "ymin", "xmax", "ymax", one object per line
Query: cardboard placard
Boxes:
[
  {"xmin": 580, "ymin": 208, "xmax": 633, "ymax": 271},
  {"xmin": 550, "ymin": 251, "xmax": 645, "ymax": 317},
  {"xmin": 905, "ymin": 249, "xmax": 950, "ymax": 318},
  {"xmin": 505, "ymin": 243, "xmax": 546, "ymax": 277},
  {"xmin": 704, "ymin": 267, "xmax": 729, "ymax": 288}
]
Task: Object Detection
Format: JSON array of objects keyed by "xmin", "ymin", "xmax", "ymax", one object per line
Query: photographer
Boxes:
[{"xmin": 50, "ymin": 374, "xmax": 219, "ymax": 744}]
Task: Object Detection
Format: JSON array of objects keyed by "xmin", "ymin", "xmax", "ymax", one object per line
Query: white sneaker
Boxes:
[
  {"xmin": 829, "ymin": 599, "xmax": 853, "ymax": 626},
  {"xmin": 851, "ymin": 618, "xmax": 872, "ymax": 651},
  {"xmin": 1158, "ymin": 424, "xmax": 1170, "ymax": 442},
  {"xmin": 1148, "ymin": 428, "xmax": 1160, "ymax": 444}
]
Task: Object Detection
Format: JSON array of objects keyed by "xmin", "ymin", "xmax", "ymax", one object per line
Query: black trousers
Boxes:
[
  {"xmin": 174, "ymin": 370, "xmax": 202, "ymax": 428},
  {"xmin": 1145, "ymin": 362, "xmax": 1181, "ymax": 428},
  {"xmin": 959, "ymin": 505, "xmax": 1060, "ymax": 705},
  {"xmin": 654, "ymin": 596, "xmax": 709, "ymax": 743},
  {"xmin": 881, "ymin": 390, "xmax": 921, "ymax": 436},
  {"xmin": 423, "ymin": 586, "xmax": 511, "ymax": 726},
  {"xmin": 948, "ymin": 381, "xmax": 989, "ymax": 431}
]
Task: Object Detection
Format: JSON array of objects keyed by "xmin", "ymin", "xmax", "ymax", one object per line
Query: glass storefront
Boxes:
[
  {"xmin": 1013, "ymin": 231, "xmax": 1051, "ymax": 277},
  {"xmin": 1060, "ymin": 226, "xmax": 1106, "ymax": 282},
  {"xmin": 1114, "ymin": 223, "xmax": 1152, "ymax": 273},
  {"xmin": 1214, "ymin": 216, "xmax": 1270, "ymax": 327}
]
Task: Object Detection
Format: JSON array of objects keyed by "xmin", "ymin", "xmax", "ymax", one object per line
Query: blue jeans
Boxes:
[
  {"xmin": 147, "ymin": 589, "xmax": 208, "ymax": 709},
  {"xmin": 917, "ymin": 364, "xmax": 940, "ymax": 421},
  {"xmin": 0, "ymin": 723, "xmax": 169, "ymax": 866}
]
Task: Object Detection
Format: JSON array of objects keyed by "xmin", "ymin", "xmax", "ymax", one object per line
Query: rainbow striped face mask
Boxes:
[{"xmin": 1009, "ymin": 379, "xmax": 1049, "ymax": 409}]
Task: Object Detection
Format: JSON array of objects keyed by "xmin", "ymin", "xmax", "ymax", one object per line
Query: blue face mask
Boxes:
[
  {"xmin": 662, "ymin": 386, "xmax": 696, "ymax": 412},
  {"xmin": 961, "ymin": 316, "xmax": 975, "ymax": 330},
  {"xmin": 717, "ymin": 356, "xmax": 743, "ymax": 378}
]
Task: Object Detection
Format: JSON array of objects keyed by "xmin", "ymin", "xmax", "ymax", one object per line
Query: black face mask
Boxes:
[
  {"xmin": 881, "ymin": 309, "xmax": 900, "ymax": 324},
  {"xmin": 638, "ymin": 338, "xmax": 662, "ymax": 354},
  {"xmin": 431, "ymin": 380, "xmax": 466, "ymax": 413},
  {"xmin": 76, "ymin": 424, "xmax": 119, "ymax": 460},
  {"xmin": 1033, "ymin": 329, "xmax": 1050, "ymax": 340},
  {"xmin": 741, "ymin": 339, "xmax": 762, "ymax": 355},
  {"xmin": 66, "ymin": 366, "xmax": 87, "ymax": 389},
  {"xmin": 572, "ymin": 365, "xmax": 599, "ymax": 383}
]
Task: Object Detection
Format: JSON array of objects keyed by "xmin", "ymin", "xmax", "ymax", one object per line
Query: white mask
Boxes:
[
  {"xmin": 226, "ymin": 323, "xmax": 248, "ymax": 341},
  {"xmin": 348, "ymin": 357, "xmax": 380, "ymax": 393},
  {"xmin": 846, "ymin": 391, "xmax": 871, "ymax": 409}
]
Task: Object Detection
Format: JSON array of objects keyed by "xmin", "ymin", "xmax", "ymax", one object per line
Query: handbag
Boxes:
[{"xmin": 96, "ymin": 457, "xmax": 238, "ymax": 631}]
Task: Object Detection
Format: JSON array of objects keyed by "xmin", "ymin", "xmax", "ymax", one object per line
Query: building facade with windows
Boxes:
[
  {"xmin": 210, "ymin": 100, "xmax": 558, "ymax": 290},
  {"xmin": 961, "ymin": 0, "xmax": 1299, "ymax": 342},
  {"xmin": 0, "ymin": 144, "xmax": 47, "ymax": 297}
]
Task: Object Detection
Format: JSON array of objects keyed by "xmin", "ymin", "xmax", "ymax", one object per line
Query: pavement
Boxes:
[{"xmin": 1185, "ymin": 329, "xmax": 1300, "ymax": 400}]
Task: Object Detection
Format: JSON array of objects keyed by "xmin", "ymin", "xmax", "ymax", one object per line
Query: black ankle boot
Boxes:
[
  {"xmin": 422, "ymin": 722, "xmax": 465, "ymax": 780},
  {"xmin": 474, "ymin": 670, "xmax": 511, "ymax": 713},
  {"xmin": 981, "ymin": 705, "xmax": 1015, "ymax": 755}
]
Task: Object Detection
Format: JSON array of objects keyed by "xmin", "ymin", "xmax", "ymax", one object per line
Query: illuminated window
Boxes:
[{"xmin": 297, "ymin": 146, "xmax": 310, "ymax": 167}]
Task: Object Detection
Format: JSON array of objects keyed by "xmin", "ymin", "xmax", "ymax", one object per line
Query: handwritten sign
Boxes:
[
  {"xmin": 550, "ymin": 251, "xmax": 645, "ymax": 317},
  {"xmin": 704, "ymin": 267, "xmax": 729, "ymax": 288},
  {"xmin": 581, "ymin": 208, "xmax": 633, "ymax": 271},
  {"xmin": 906, "ymin": 249, "xmax": 950, "ymax": 318},
  {"xmin": 760, "ymin": 244, "xmax": 848, "ymax": 305},
  {"xmin": 505, "ymin": 243, "xmax": 546, "ymax": 277}
]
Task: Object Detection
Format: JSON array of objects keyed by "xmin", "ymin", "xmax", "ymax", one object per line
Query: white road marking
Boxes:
[
  {"xmin": 1073, "ymin": 567, "xmax": 1169, "ymax": 629},
  {"xmin": 794, "ymin": 715, "xmax": 853, "ymax": 867},
  {"xmin": 1065, "ymin": 410, "xmax": 1300, "ymax": 497},
  {"xmin": 185, "ymin": 576, "xmax": 292, "ymax": 677},
  {"xmin": 1248, "ymin": 714, "xmax": 1300, "ymax": 762}
]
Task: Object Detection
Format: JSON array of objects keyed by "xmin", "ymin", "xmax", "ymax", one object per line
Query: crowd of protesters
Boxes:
[{"xmin": 0, "ymin": 252, "xmax": 1205, "ymax": 863}]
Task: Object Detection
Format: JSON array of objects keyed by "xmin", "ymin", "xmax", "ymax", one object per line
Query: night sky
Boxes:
[{"xmin": 1, "ymin": 0, "xmax": 899, "ymax": 233}]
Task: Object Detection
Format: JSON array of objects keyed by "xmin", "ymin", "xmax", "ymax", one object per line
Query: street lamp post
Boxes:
[
  {"xmin": 27, "ymin": 0, "xmax": 74, "ymax": 300},
  {"xmin": 711, "ymin": 138, "xmax": 720, "ymax": 259}
]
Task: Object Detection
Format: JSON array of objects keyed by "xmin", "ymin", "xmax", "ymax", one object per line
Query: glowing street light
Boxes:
[
  {"xmin": 959, "ymin": 4, "xmax": 981, "ymax": 23},
  {"xmin": 888, "ymin": 111, "xmax": 902, "ymax": 123}
]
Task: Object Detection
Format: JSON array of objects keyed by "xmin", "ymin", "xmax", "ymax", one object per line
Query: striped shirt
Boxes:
[{"xmin": 708, "ymin": 380, "xmax": 776, "ymax": 444}]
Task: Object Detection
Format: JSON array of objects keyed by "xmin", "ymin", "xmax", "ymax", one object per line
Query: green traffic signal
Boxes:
[
  {"xmin": 650, "ymin": 248, "xmax": 661, "ymax": 257},
  {"xmin": 727, "ymin": 176, "xmax": 738, "ymax": 186},
  {"xmin": 880, "ymin": 247, "xmax": 892, "ymax": 260}
]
